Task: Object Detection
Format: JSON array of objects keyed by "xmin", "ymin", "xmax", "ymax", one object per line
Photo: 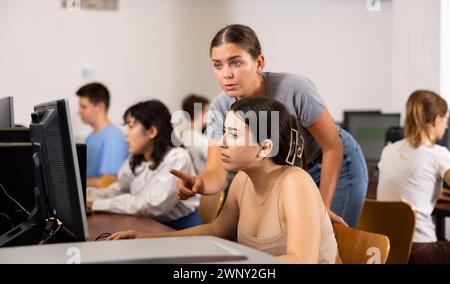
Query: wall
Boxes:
[
  {"xmin": 0, "ymin": 0, "xmax": 226, "ymax": 141},
  {"xmin": 227, "ymin": 0, "xmax": 394, "ymax": 122},
  {"xmin": 391, "ymin": 0, "xmax": 441, "ymax": 119},
  {"xmin": 440, "ymin": 0, "xmax": 450, "ymax": 243},
  {"xmin": 441, "ymin": 0, "xmax": 450, "ymax": 101},
  {"xmin": 0, "ymin": 0, "xmax": 441, "ymax": 135}
]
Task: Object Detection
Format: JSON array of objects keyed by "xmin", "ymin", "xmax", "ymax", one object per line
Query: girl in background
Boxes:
[
  {"xmin": 87, "ymin": 100, "xmax": 201, "ymax": 230},
  {"xmin": 377, "ymin": 90, "xmax": 450, "ymax": 264}
]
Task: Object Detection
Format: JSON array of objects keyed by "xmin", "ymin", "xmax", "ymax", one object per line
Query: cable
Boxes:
[
  {"xmin": 0, "ymin": 183, "xmax": 30, "ymax": 216},
  {"xmin": 95, "ymin": 232, "xmax": 112, "ymax": 241}
]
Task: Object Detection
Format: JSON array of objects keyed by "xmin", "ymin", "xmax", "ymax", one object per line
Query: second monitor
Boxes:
[
  {"xmin": 346, "ymin": 112, "xmax": 401, "ymax": 163},
  {"xmin": 0, "ymin": 96, "xmax": 14, "ymax": 128}
]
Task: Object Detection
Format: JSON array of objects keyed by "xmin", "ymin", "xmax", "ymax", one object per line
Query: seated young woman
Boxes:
[
  {"xmin": 378, "ymin": 90, "xmax": 450, "ymax": 264},
  {"xmin": 87, "ymin": 100, "xmax": 201, "ymax": 230},
  {"xmin": 107, "ymin": 96, "xmax": 340, "ymax": 264}
]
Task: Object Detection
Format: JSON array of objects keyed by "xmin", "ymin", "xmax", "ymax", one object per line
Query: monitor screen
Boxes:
[
  {"xmin": 347, "ymin": 113, "xmax": 401, "ymax": 162},
  {"xmin": 342, "ymin": 110, "xmax": 381, "ymax": 131},
  {"xmin": 0, "ymin": 97, "xmax": 14, "ymax": 128},
  {"xmin": 29, "ymin": 99, "xmax": 88, "ymax": 242}
]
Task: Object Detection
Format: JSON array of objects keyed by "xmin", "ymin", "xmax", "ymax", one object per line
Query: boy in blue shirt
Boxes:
[{"xmin": 76, "ymin": 82, "xmax": 128, "ymax": 188}]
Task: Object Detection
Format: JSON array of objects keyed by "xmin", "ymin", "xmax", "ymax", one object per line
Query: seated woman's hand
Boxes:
[
  {"xmin": 107, "ymin": 230, "xmax": 143, "ymax": 240},
  {"xmin": 170, "ymin": 169, "xmax": 204, "ymax": 200}
]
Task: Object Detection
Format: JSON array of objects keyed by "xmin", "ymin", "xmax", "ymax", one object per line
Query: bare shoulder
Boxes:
[
  {"xmin": 278, "ymin": 167, "xmax": 319, "ymax": 197},
  {"xmin": 279, "ymin": 167, "xmax": 316, "ymax": 187}
]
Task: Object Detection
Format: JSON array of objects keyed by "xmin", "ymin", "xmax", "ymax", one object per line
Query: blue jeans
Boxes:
[
  {"xmin": 163, "ymin": 211, "xmax": 202, "ymax": 230},
  {"xmin": 307, "ymin": 128, "xmax": 368, "ymax": 228}
]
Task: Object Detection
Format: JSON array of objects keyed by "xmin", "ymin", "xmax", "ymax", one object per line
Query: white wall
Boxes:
[
  {"xmin": 227, "ymin": 0, "xmax": 394, "ymax": 122},
  {"xmin": 441, "ymin": 0, "xmax": 450, "ymax": 102},
  {"xmin": 0, "ymin": 0, "xmax": 225, "ymax": 141},
  {"xmin": 0, "ymin": 0, "xmax": 441, "ymax": 136},
  {"xmin": 391, "ymin": 0, "xmax": 441, "ymax": 120},
  {"xmin": 440, "ymin": 0, "xmax": 450, "ymax": 241}
]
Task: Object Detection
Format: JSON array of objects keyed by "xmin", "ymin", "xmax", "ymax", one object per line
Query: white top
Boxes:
[
  {"xmin": 377, "ymin": 139, "xmax": 450, "ymax": 242},
  {"xmin": 178, "ymin": 128, "xmax": 209, "ymax": 174},
  {"xmin": 88, "ymin": 147, "xmax": 200, "ymax": 222}
]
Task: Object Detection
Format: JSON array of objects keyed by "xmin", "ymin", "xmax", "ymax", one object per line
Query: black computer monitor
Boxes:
[
  {"xmin": 341, "ymin": 110, "xmax": 382, "ymax": 131},
  {"xmin": 0, "ymin": 96, "xmax": 14, "ymax": 128},
  {"xmin": 384, "ymin": 125, "xmax": 449, "ymax": 147},
  {"xmin": 346, "ymin": 112, "xmax": 401, "ymax": 163},
  {"xmin": 0, "ymin": 99, "xmax": 88, "ymax": 247}
]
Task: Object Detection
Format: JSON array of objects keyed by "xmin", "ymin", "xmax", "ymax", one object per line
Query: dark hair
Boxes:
[
  {"xmin": 229, "ymin": 97, "xmax": 306, "ymax": 168},
  {"xmin": 182, "ymin": 94, "xmax": 210, "ymax": 121},
  {"xmin": 405, "ymin": 90, "xmax": 448, "ymax": 148},
  {"xmin": 123, "ymin": 100, "xmax": 174, "ymax": 173},
  {"xmin": 76, "ymin": 82, "xmax": 110, "ymax": 111},
  {"xmin": 210, "ymin": 24, "xmax": 262, "ymax": 60}
]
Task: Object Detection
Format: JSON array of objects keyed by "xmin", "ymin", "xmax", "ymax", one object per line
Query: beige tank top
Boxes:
[{"xmin": 237, "ymin": 176, "xmax": 340, "ymax": 264}]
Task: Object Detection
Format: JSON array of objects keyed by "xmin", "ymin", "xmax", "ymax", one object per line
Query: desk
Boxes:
[
  {"xmin": 0, "ymin": 236, "xmax": 283, "ymax": 264},
  {"xmin": 87, "ymin": 213, "xmax": 173, "ymax": 241}
]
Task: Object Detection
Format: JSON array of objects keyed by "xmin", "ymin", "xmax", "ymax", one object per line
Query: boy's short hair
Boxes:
[
  {"xmin": 76, "ymin": 82, "xmax": 110, "ymax": 111},
  {"xmin": 182, "ymin": 94, "xmax": 209, "ymax": 121}
]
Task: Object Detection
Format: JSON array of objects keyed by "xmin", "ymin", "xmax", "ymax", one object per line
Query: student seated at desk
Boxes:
[
  {"xmin": 377, "ymin": 90, "xmax": 450, "ymax": 264},
  {"xmin": 76, "ymin": 82, "xmax": 129, "ymax": 188},
  {"xmin": 108, "ymin": 97, "xmax": 340, "ymax": 264},
  {"xmin": 173, "ymin": 94, "xmax": 210, "ymax": 174},
  {"xmin": 87, "ymin": 100, "xmax": 201, "ymax": 230}
]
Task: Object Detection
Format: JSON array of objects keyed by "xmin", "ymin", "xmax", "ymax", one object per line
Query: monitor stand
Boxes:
[
  {"xmin": 0, "ymin": 150, "xmax": 80, "ymax": 247},
  {"xmin": 0, "ymin": 187, "xmax": 47, "ymax": 247}
]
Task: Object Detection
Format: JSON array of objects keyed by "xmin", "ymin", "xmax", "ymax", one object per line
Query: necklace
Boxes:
[{"xmin": 253, "ymin": 166, "xmax": 286, "ymax": 206}]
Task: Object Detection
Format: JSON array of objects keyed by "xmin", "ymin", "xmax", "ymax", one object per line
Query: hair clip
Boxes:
[
  {"xmin": 286, "ymin": 128, "xmax": 298, "ymax": 166},
  {"xmin": 285, "ymin": 129, "xmax": 304, "ymax": 166}
]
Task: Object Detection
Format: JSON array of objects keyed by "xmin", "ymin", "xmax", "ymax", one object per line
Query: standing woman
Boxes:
[{"xmin": 174, "ymin": 24, "xmax": 368, "ymax": 227}]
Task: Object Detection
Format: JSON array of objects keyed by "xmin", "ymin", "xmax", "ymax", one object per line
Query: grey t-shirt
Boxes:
[{"xmin": 206, "ymin": 72, "xmax": 328, "ymax": 165}]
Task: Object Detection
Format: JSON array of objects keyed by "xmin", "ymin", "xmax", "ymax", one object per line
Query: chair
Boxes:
[
  {"xmin": 198, "ymin": 191, "xmax": 225, "ymax": 223},
  {"xmin": 357, "ymin": 199, "xmax": 416, "ymax": 264},
  {"xmin": 333, "ymin": 223, "xmax": 390, "ymax": 264}
]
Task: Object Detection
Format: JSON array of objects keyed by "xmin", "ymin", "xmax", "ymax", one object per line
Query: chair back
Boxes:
[
  {"xmin": 334, "ymin": 223, "xmax": 390, "ymax": 264},
  {"xmin": 357, "ymin": 199, "xmax": 416, "ymax": 264}
]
